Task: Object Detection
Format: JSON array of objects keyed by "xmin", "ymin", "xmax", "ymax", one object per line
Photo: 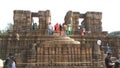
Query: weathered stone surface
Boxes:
[{"xmin": 0, "ymin": 10, "xmax": 120, "ymax": 68}]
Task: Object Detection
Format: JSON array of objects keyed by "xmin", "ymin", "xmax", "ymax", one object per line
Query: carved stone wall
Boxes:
[
  {"xmin": 64, "ymin": 11, "xmax": 102, "ymax": 35},
  {"xmin": 85, "ymin": 12, "xmax": 102, "ymax": 33},
  {"xmin": 0, "ymin": 10, "xmax": 120, "ymax": 68},
  {"xmin": 13, "ymin": 10, "xmax": 51, "ymax": 35},
  {"xmin": 14, "ymin": 10, "xmax": 32, "ymax": 31}
]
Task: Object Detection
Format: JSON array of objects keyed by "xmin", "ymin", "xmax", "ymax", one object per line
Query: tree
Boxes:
[
  {"xmin": 109, "ymin": 31, "xmax": 120, "ymax": 36},
  {"xmin": 6, "ymin": 23, "xmax": 13, "ymax": 30},
  {"xmin": 0, "ymin": 23, "xmax": 13, "ymax": 35},
  {"xmin": 0, "ymin": 30, "xmax": 7, "ymax": 35}
]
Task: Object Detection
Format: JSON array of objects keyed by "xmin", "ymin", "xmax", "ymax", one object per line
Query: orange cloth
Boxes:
[{"xmin": 55, "ymin": 23, "xmax": 59, "ymax": 32}]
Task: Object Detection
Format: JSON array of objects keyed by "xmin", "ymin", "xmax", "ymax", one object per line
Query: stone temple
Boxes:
[{"xmin": 0, "ymin": 10, "xmax": 120, "ymax": 68}]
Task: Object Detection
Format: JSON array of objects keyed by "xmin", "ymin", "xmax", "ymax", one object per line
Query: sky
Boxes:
[{"xmin": 0, "ymin": 0, "xmax": 120, "ymax": 33}]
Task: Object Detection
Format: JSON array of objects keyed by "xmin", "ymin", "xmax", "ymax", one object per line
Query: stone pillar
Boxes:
[
  {"xmin": 72, "ymin": 17, "xmax": 79, "ymax": 34},
  {"xmin": 115, "ymin": 38, "xmax": 120, "ymax": 56},
  {"xmin": 69, "ymin": 11, "xmax": 73, "ymax": 24},
  {"xmin": 13, "ymin": 10, "xmax": 32, "ymax": 31},
  {"xmin": 45, "ymin": 10, "xmax": 51, "ymax": 25},
  {"xmin": 64, "ymin": 11, "xmax": 73, "ymax": 24},
  {"xmin": 72, "ymin": 12, "xmax": 80, "ymax": 35},
  {"xmin": 38, "ymin": 10, "xmax": 51, "ymax": 35},
  {"xmin": 85, "ymin": 12, "xmax": 102, "ymax": 33},
  {"xmin": 38, "ymin": 11, "xmax": 46, "ymax": 29}
]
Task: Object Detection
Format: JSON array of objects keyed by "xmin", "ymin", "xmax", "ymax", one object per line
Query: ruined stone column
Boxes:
[
  {"xmin": 38, "ymin": 11, "xmax": 46, "ymax": 29},
  {"xmin": 38, "ymin": 10, "xmax": 51, "ymax": 35},
  {"xmin": 13, "ymin": 10, "xmax": 32, "ymax": 31},
  {"xmin": 72, "ymin": 17, "xmax": 79, "ymax": 34},
  {"xmin": 85, "ymin": 12, "xmax": 102, "ymax": 33},
  {"xmin": 45, "ymin": 10, "xmax": 51, "ymax": 25}
]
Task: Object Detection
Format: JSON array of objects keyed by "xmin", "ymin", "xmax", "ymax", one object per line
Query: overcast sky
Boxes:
[{"xmin": 0, "ymin": 0, "xmax": 120, "ymax": 33}]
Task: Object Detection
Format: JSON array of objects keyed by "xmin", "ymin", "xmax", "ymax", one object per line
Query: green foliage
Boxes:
[
  {"xmin": 0, "ymin": 30, "xmax": 8, "ymax": 35},
  {"xmin": 109, "ymin": 31, "xmax": 120, "ymax": 36},
  {"xmin": 0, "ymin": 23, "xmax": 13, "ymax": 35}
]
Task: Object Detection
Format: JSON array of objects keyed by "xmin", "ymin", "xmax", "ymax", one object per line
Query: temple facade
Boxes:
[{"xmin": 0, "ymin": 10, "xmax": 120, "ymax": 68}]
